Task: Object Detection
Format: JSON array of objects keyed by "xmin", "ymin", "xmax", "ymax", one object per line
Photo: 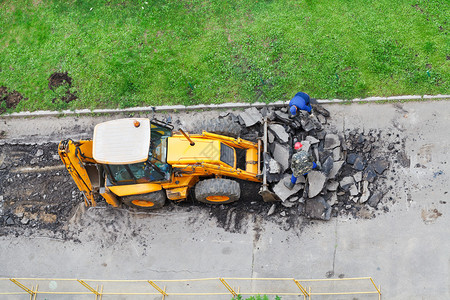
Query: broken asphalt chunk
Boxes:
[
  {"xmin": 328, "ymin": 160, "xmax": 344, "ymax": 179},
  {"xmin": 302, "ymin": 120, "xmax": 316, "ymax": 132},
  {"xmin": 340, "ymin": 176, "xmax": 355, "ymax": 191},
  {"xmin": 352, "ymin": 156, "xmax": 366, "ymax": 171},
  {"xmin": 287, "ymin": 195, "xmax": 299, "ymax": 203},
  {"xmin": 317, "ymin": 114, "xmax": 327, "ymax": 124},
  {"xmin": 363, "ymin": 165, "xmax": 377, "ymax": 182},
  {"xmin": 299, "ymin": 140, "xmax": 311, "ymax": 152},
  {"xmin": 291, "ymin": 119, "xmax": 302, "ymax": 129},
  {"xmin": 321, "ymin": 156, "xmax": 334, "ymax": 176},
  {"xmin": 316, "ymin": 130, "xmax": 326, "ymax": 140},
  {"xmin": 373, "ymin": 159, "xmax": 390, "ymax": 174},
  {"xmin": 296, "ymin": 175, "xmax": 306, "ymax": 184},
  {"xmin": 305, "ymin": 196, "xmax": 331, "ymax": 221},
  {"xmin": 368, "ymin": 191, "xmax": 383, "ymax": 207},
  {"xmin": 311, "ymin": 115, "xmax": 323, "ymax": 130},
  {"xmin": 268, "ymin": 158, "xmax": 281, "ymax": 174},
  {"xmin": 6, "ymin": 216, "xmax": 15, "ymax": 226},
  {"xmin": 272, "ymin": 143, "xmax": 290, "ymax": 172},
  {"xmin": 299, "ymin": 114, "xmax": 316, "ymax": 132},
  {"xmin": 260, "ymin": 106, "xmax": 270, "ymax": 117},
  {"xmin": 327, "ymin": 192, "xmax": 338, "ymax": 206},
  {"xmin": 347, "ymin": 153, "xmax": 358, "ymax": 164},
  {"xmin": 35, "ymin": 149, "xmax": 44, "ymax": 157},
  {"xmin": 239, "ymin": 107, "xmax": 262, "ymax": 127},
  {"xmin": 349, "ymin": 184, "xmax": 359, "ymax": 196},
  {"xmin": 267, "ymin": 204, "xmax": 276, "ymax": 216},
  {"xmin": 219, "ymin": 111, "xmax": 230, "ymax": 118},
  {"xmin": 264, "ymin": 153, "xmax": 282, "ymax": 183},
  {"xmin": 237, "ymin": 115, "xmax": 245, "ymax": 126},
  {"xmin": 327, "ymin": 181, "xmax": 339, "ymax": 191},
  {"xmin": 268, "ymin": 131, "xmax": 275, "ymax": 143},
  {"xmin": 272, "ymin": 175, "xmax": 304, "ymax": 202},
  {"xmin": 274, "ymin": 111, "xmax": 291, "ymax": 123},
  {"xmin": 353, "ymin": 172, "xmax": 362, "ymax": 183},
  {"xmin": 319, "ymin": 150, "xmax": 332, "ymax": 164},
  {"xmin": 359, "ymin": 181, "xmax": 370, "ymax": 203},
  {"xmin": 281, "ymin": 201, "xmax": 297, "ymax": 208},
  {"xmin": 363, "ymin": 142, "xmax": 372, "ymax": 153},
  {"xmin": 305, "ymin": 136, "xmax": 320, "ymax": 144},
  {"xmin": 308, "ymin": 171, "xmax": 327, "ymax": 198},
  {"xmin": 357, "ymin": 133, "xmax": 365, "ymax": 144},
  {"xmin": 269, "ymin": 124, "xmax": 289, "ymax": 143},
  {"xmin": 332, "ymin": 147, "xmax": 341, "ymax": 161},
  {"xmin": 324, "ymin": 133, "xmax": 341, "ymax": 149},
  {"xmin": 312, "ymin": 104, "xmax": 330, "ymax": 117}
]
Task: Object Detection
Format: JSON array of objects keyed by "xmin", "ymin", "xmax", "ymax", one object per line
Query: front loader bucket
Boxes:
[
  {"xmin": 259, "ymin": 117, "xmax": 280, "ymax": 203},
  {"xmin": 260, "ymin": 186, "xmax": 279, "ymax": 202}
]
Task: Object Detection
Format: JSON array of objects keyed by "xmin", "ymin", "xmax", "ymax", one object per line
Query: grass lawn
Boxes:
[{"xmin": 0, "ymin": 0, "xmax": 448, "ymax": 112}]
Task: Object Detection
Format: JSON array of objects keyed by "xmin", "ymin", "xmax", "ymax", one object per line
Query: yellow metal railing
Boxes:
[{"xmin": 0, "ymin": 276, "xmax": 381, "ymax": 299}]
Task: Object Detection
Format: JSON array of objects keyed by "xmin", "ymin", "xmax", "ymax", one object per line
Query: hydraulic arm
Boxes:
[{"xmin": 58, "ymin": 139, "xmax": 97, "ymax": 206}]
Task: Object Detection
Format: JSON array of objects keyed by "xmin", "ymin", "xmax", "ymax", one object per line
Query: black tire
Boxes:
[
  {"xmin": 122, "ymin": 190, "xmax": 166, "ymax": 210},
  {"xmin": 195, "ymin": 178, "xmax": 240, "ymax": 204},
  {"xmin": 198, "ymin": 118, "xmax": 241, "ymax": 138}
]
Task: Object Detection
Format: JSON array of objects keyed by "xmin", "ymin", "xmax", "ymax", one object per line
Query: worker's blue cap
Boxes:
[{"xmin": 290, "ymin": 106, "xmax": 297, "ymax": 116}]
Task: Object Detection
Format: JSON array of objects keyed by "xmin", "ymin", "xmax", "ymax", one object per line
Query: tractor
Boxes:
[{"xmin": 58, "ymin": 117, "xmax": 276, "ymax": 210}]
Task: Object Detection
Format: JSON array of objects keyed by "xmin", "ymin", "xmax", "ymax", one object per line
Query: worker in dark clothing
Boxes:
[
  {"xmin": 285, "ymin": 142, "xmax": 317, "ymax": 189},
  {"xmin": 289, "ymin": 92, "xmax": 312, "ymax": 116}
]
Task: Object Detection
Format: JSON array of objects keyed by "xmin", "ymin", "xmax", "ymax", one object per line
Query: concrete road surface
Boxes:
[{"xmin": 0, "ymin": 100, "xmax": 449, "ymax": 299}]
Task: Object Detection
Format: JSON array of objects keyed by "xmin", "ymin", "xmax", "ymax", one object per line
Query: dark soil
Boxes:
[
  {"xmin": 48, "ymin": 72, "xmax": 72, "ymax": 90},
  {"xmin": 60, "ymin": 90, "xmax": 78, "ymax": 103},
  {"xmin": 0, "ymin": 86, "xmax": 6, "ymax": 98},
  {"xmin": 0, "ymin": 86, "xmax": 25, "ymax": 113},
  {"xmin": 48, "ymin": 72, "xmax": 78, "ymax": 104}
]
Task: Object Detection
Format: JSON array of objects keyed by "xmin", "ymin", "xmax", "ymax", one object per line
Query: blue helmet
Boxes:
[{"xmin": 290, "ymin": 105, "xmax": 297, "ymax": 116}]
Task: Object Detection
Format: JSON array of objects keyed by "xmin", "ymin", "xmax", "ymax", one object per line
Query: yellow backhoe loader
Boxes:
[{"xmin": 58, "ymin": 117, "xmax": 277, "ymax": 210}]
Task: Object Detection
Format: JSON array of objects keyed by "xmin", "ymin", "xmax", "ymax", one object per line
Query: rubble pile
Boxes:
[
  {"xmin": 0, "ymin": 143, "xmax": 81, "ymax": 235},
  {"xmin": 228, "ymin": 104, "xmax": 390, "ymax": 221}
]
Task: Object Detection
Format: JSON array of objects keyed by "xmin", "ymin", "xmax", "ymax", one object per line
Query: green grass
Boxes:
[{"xmin": 0, "ymin": 0, "xmax": 448, "ymax": 112}]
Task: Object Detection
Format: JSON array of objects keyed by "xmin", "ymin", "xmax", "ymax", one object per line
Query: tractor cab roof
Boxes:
[{"xmin": 93, "ymin": 118, "xmax": 150, "ymax": 165}]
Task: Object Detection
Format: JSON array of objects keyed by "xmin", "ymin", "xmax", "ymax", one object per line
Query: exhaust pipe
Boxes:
[{"xmin": 179, "ymin": 128, "xmax": 195, "ymax": 146}]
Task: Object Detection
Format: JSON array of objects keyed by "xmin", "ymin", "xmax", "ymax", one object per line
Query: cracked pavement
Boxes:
[{"xmin": 0, "ymin": 100, "xmax": 449, "ymax": 299}]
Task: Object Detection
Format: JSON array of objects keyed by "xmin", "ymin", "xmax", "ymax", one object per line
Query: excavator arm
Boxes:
[{"xmin": 58, "ymin": 139, "xmax": 98, "ymax": 206}]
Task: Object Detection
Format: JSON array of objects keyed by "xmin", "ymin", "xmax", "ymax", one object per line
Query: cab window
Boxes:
[{"xmin": 106, "ymin": 122, "xmax": 173, "ymax": 185}]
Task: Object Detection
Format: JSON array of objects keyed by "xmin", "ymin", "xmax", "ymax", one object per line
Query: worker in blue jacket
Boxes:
[{"xmin": 289, "ymin": 92, "xmax": 312, "ymax": 116}]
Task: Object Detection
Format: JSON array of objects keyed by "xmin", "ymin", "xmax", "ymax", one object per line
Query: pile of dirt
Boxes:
[
  {"xmin": 48, "ymin": 72, "xmax": 78, "ymax": 104},
  {"xmin": 48, "ymin": 72, "xmax": 73, "ymax": 90},
  {"xmin": 0, "ymin": 86, "xmax": 25, "ymax": 114}
]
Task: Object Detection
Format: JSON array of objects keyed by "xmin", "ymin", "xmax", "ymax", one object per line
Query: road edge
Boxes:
[{"xmin": 2, "ymin": 94, "xmax": 450, "ymax": 118}]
